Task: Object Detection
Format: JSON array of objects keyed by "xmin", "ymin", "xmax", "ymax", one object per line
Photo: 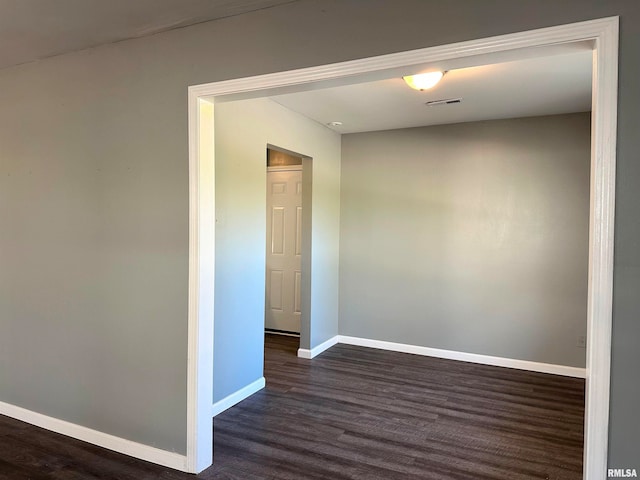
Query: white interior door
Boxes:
[{"xmin": 265, "ymin": 167, "xmax": 302, "ymax": 333}]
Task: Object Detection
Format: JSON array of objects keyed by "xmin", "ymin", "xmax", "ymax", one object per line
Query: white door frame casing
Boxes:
[{"xmin": 186, "ymin": 17, "xmax": 618, "ymax": 477}]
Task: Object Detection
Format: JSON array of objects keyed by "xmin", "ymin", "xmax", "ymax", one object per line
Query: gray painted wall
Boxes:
[
  {"xmin": 0, "ymin": 0, "xmax": 638, "ymax": 464},
  {"xmin": 213, "ymin": 98, "xmax": 340, "ymax": 403},
  {"xmin": 339, "ymin": 113, "xmax": 590, "ymax": 368}
]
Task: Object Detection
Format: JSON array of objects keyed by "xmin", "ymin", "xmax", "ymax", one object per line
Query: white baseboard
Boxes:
[
  {"xmin": 337, "ymin": 336, "xmax": 586, "ymax": 378},
  {"xmin": 297, "ymin": 335, "xmax": 339, "ymax": 359},
  {"xmin": 0, "ymin": 400, "xmax": 187, "ymax": 471},
  {"xmin": 212, "ymin": 377, "xmax": 265, "ymax": 417}
]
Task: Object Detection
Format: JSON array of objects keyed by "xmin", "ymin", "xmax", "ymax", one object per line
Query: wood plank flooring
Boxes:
[{"xmin": 0, "ymin": 334, "xmax": 584, "ymax": 479}]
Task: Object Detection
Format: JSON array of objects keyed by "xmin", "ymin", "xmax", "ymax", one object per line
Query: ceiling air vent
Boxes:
[{"xmin": 425, "ymin": 97, "xmax": 462, "ymax": 107}]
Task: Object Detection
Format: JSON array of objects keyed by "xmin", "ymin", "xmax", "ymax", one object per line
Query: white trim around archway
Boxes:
[{"xmin": 186, "ymin": 16, "xmax": 618, "ymax": 478}]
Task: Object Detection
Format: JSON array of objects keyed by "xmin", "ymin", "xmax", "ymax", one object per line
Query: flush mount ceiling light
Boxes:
[
  {"xmin": 327, "ymin": 121, "xmax": 343, "ymax": 127},
  {"xmin": 403, "ymin": 71, "xmax": 445, "ymax": 90}
]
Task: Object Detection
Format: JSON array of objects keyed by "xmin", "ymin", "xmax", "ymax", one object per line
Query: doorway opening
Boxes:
[
  {"xmin": 187, "ymin": 17, "xmax": 618, "ymax": 478},
  {"xmin": 265, "ymin": 146, "xmax": 312, "ymax": 352}
]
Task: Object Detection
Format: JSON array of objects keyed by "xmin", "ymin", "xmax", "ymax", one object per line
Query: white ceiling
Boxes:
[
  {"xmin": 271, "ymin": 51, "xmax": 593, "ymax": 134},
  {"xmin": 1, "ymin": 2, "xmax": 592, "ymax": 131},
  {"xmin": 0, "ymin": 0, "xmax": 294, "ymax": 70}
]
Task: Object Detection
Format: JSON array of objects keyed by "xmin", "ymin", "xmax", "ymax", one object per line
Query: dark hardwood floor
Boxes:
[{"xmin": 0, "ymin": 334, "xmax": 584, "ymax": 479}]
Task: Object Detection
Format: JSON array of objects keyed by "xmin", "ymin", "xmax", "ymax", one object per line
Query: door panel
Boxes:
[
  {"xmin": 269, "ymin": 270, "xmax": 284, "ymax": 311},
  {"xmin": 265, "ymin": 168, "xmax": 302, "ymax": 333},
  {"xmin": 270, "ymin": 207, "xmax": 285, "ymax": 255}
]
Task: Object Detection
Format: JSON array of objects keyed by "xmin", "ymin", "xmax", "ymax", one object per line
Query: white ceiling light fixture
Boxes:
[
  {"xmin": 327, "ymin": 121, "xmax": 343, "ymax": 127},
  {"xmin": 403, "ymin": 71, "xmax": 445, "ymax": 90}
]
